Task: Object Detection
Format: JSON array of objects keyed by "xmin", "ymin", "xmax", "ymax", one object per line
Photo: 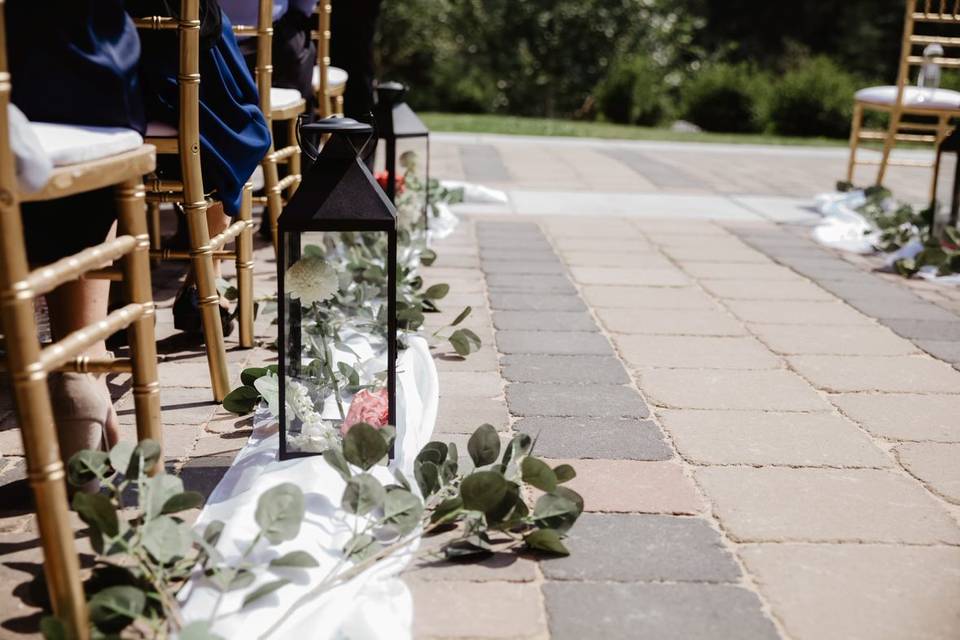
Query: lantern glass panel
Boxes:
[{"xmin": 282, "ymin": 229, "xmax": 391, "ymax": 455}]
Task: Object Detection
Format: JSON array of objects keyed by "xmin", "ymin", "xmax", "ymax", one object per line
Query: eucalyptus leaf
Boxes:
[
  {"xmin": 342, "ymin": 423, "xmax": 389, "ymax": 471},
  {"xmin": 391, "ymin": 467, "xmax": 411, "ymax": 491},
  {"xmin": 342, "ymin": 473, "xmax": 386, "ymax": 516},
  {"xmin": 240, "ymin": 367, "xmax": 269, "ymax": 386},
  {"xmin": 343, "ymin": 533, "xmax": 380, "ymax": 561},
  {"xmin": 459, "ymin": 471, "xmax": 509, "ymax": 515},
  {"xmin": 141, "ymin": 516, "xmax": 192, "ymax": 563},
  {"xmin": 450, "ymin": 306, "xmax": 472, "ymax": 326},
  {"xmin": 467, "ymin": 424, "xmax": 500, "ymax": 467},
  {"xmin": 419, "ymin": 247, "xmax": 437, "ymax": 266},
  {"xmin": 553, "ymin": 464, "xmax": 576, "ymax": 483},
  {"xmin": 521, "ymin": 456, "xmax": 558, "ymax": 492},
  {"xmin": 67, "ymin": 450, "xmax": 110, "ymax": 487},
  {"xmin": 73, "ymin": 492, "xmax": 119, "ymax": 538},
  {"xmin": 414, "ymin": 460, "xmax": 440, "ymax": 496},
  {"xmin": 255, "ymin": 483, "xmax": 306, "ymax": 544},
  {"xmin": 161, "ymin": 490, "xmax": 204, "ymax": 515},
  {"xmin": 107, "ymin": 442, "xmax": 135, "ymax": 478},
  {"xmin": 242, "ymin": 579, "xmax": 289, "ymax": 608},
  {"xmin": 206, "ymin": 567, "xmax": 255, "ymax": 592},
  {"xmin": 524, "ymin": 528, "xmax": 570, "ymax": 556},
  {"xmin": 143, "ymin": 473, "xmax": 185, "ymax": 521},
  {"xmin": 423, "ymin": 283, "xmax": 450, "ymax": 300},
  {"xmin": 429, "ymin": 496, "xmax": 464, "ymax": 525},
  {"xmin": 443, "ymin": 534, "xmax": 493, "ymax": 559},
  {"xmin": 322, "ymin": 448, "xmax": 353, "ymax": 482},
  {"xmin": 384, "ymin": 488, "xmax": 424, "ymax": 535},
  {"xmin": 269, "ymin": 550, "xmax": 319, "ymax": 569},
  {"xmin": 88, "ymin": 585, "xmax": 146, "ymax": 633},
  {"xmin": 127, "ymin": 439, "xmax": 161, "ymax": 477},
  {"xmin": 222, "ymin": 385, "xmax": 261, "ymax": 415},
  {"xmin": 180, "ymin": 621, "xmax": 227, "ymax": 640},
  {"xmin": 39, "ymin": 616, "xmax": 66, "ymax": 640}
]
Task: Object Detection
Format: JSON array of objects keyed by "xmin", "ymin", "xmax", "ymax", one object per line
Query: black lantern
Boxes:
[
  {"xmin": 932, "ymin": 128, "xmax": 960, "ymax": 237},
  {"xmin": 278, "ymin": 118, "xmax": 398, "ymax": 459},
  {"xmin": 374, "ymin": 82, "xmax": 431, "ymax": 229}
]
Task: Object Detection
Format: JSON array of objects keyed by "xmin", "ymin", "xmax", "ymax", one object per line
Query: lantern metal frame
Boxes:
[
  {"xmin": 374, "ymin": 82, "xmax": 431, "ymax": 230},
  {"xmin": 932, "ymin": 128, "xmax": 960, "ymax": 235},
  {"xmin": 278, "ymin": 118, "xmax": 398, "ymax": 460}
]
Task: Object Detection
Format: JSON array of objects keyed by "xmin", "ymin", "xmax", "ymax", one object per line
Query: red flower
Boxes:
[
  {"xmin": 341, "ymin": 388, "xmax": 390, "ymax": 435},
  {"xmin": 375, "ymin": 171, "xmax": 405, "ymax": 195}
]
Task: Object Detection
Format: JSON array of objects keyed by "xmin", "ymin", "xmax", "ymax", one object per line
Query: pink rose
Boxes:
[{"xmin": 341, "ymin": 388, "xmax": 390, "ymax": 435}]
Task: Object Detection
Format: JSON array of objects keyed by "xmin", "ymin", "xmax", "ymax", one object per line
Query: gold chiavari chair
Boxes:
[
  {"xmin": 848, "ymin": 0, "xmax": 960, "ymax": 196},
  {"xmin": 137, "ymin": 0, "xmax": 255, "ymax": 403},
  {"xmin": 233, "ymin": 0, "xmax": 306, "ymax": 250},
  {"xmin": 314, "ymin": 0, "xmax": 348, "ymax": 118},
  {"xmin": 0, "ymin": 1, "xmax": 162, "ymax": 634}
]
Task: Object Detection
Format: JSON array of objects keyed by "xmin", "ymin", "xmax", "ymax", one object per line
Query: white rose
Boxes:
[{"xmin": 286, "ymin": 256, "xmax": 338, "ymax": 305}]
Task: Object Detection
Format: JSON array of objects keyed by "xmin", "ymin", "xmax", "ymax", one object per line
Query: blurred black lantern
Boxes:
[
  {"xmin": 278, "ymin": 118, "xmax": 398, "ymax": 459},
  {"xmin": 932, "ymin": 128, "xmax": 960, "ymax": 236},
  {"xmin": 374, "ymin": 82, "xmax": 431, "ymax": 229}
]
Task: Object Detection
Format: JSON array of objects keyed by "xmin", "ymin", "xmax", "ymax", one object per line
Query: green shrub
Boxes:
[
  {"xmin": 594, "ymin": 55, "xmax": 668, "ymax": 126},
  {"xmin": 767, "ymin": 56, "xmax": 858, "ymax": 138},
  {"xmin": 679, "ymin": 63, "xmax": 768, "ymax": 133}
]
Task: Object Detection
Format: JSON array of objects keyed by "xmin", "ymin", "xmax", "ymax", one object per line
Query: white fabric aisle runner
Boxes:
[{"xmin": 179, "ymin": 337, "xmax": 438, "ymax": 639}]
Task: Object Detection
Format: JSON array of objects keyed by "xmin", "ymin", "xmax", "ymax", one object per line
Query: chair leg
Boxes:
[
  {"xmin": 0, "ymin": 221, "xmax": 89, "ymax": 636},
  {"xmin": 930, "ymin": 114, "xmax": 951, "ymax": 204},
  {"xmin": 262, "ymin": 149, "xmax": 283, "ymax": 252},
  {"xmin": 287, "ymin": 117, "xmax": 301, "ymax": 199},
  {"xmin": 115, "ymin": 179, "xmax": 162, "ymax": 466},
  {"xmin": 237, "ymin": 182, "xmax": 255, "ymax": 348},
  {"xmin": 847, "ymin": 102, "xmax": 864, "ymax": 184},
  {"xmin": 185, "ymin": 199, "xmax": 231, "ymax": 402},
  {"xmin": 147, "ymin": 200, "xmax": 162, "ymax": 267},
  {"xmin": 877, "ymin": 109, "xmax": 902, "ymax": 186},
  {"xmin": 333, "ymin": 94, "xmax": 344, "ymax": 117}
]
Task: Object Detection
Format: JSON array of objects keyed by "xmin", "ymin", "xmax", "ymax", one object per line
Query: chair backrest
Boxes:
[
  {"xmin": 895, "ymin": 1, "xmax": 960, "ymax": 99},
  {"xmin": 229, "ymin": 0, "xmax": 274, "ymax": 126},
  {"xmin": 316, "ymin": 0, "xmax": 332, "ymax": 117}
]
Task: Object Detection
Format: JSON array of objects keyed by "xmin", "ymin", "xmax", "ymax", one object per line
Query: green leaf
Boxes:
[
  {"xmin": 179, "ymin": 621, "xmax": 226, "ymax": 640},
  {"xmin": 161, "ymin": 490, "xmax": 204, "ymax": 515},
  {"xmin": 88, "ymin": 585, "xmax": 146, "ymax": 633},
  {"xmin": 127, "ymin": 440, "xmax": 161, "ymax": 477},
  {"xmin": 430, "ymin": 496, "xmax": 464, "ymax": 525},
  {"xmin": 322, "ymin": 448, "xmax": 353, "ymax": 482},
  {"xmin": 73, "ymin": 492, "xmax": 119, "ymax": 539},
  {"xmin": 419, "ymin": 248, "xmax": 437, "ymax": 266},
  {"xmin": 414, "ymin": 460, "xmax": 440, "ymax": 497},
  {"xmin": 204, "ymin": 520, "xmax": 225, "ymax": 547},
  {"xmin": 107, "ymin": 442, "xmax": 135, "ymax": 478},
  {"xmin": 142, "ymin": 515, "xmax": 192, "ymax": 563},
  {"xmin": 449, "ymin": 327, "xmax": 482, "ymax": 356},
  {"xmin": 343, "ymin": 533, "xmax": 380, "ymax": 561},
  {"xmin": 444, "ymin": 534, "xmax": 493, "ymax": 559},
  {"xmin": 521, "ymin": 456, "xmax": 558, "ymax": 492},
  {"xmin": 392, "ymin": 467, "xmax": 411, "ymax": 491},
  {"xmin": 384, "ymin": 488, "xmax": 424, "ymax": 535},
  {"xmin": 242, "ymin": 579, "xmax": 289, "ymax": 607},
  {"xmin": 524, "ymin": 528, "xmax": 570, "ymax": 556},
  {"xmin": 423, "ymin": 283, "xmax": 450, "ymax": 300},
  {"xmin": 416, "ymin": 441, "xmax": 448, "ymax": 466},
  {"xmin": 206, "ymin": 567, "xmax": 255, "ymax": 592},
  {"xmin": 255, "ymin": 483, "xmax": 306, "ymax": 544},
  {"xmin": 534, "ymin": 487, "xmax": 583, "ymax": 533},
  {"xmin": 269, "ymin": 550, "xmax": 319, "ymax": 568},
  {"xmin": 67, "ymin": 450, "xmax": 110, "ymax": 487},
  {"xmin": 467, "ymin": 424, "xmax": 501, "ymax": 467},
  {"xmin": 553, "ymin": 464, "xmax": 576, "ymax": 483},
  {"xmin": 39, "ymin": 616, "xmax": 66, "ymax": 640},
  {"xmin": 459, "ymin": 471, "xmax": 509, "ymax": 515},
  {"xmin": 450, "ymin": 306, "xmax": 472, "ymax": 326},
  {"xmin": 342, "ymin": 473, "xmax": 387, "ymax": 516},
  {"xmin": 223, "ymin": 385, "xmax": 261, "ymax": 415},
  {"xmin": 502, "ymin": 433, "xmax": 533, "ymax": 467},
  {"xmin": 143, "ymin": 473, "xmax": 185, "ymax": 521},
  {"xmin": 342, "ymin": 423, "xmax": 389, "ymax": 471},
  {"xmin": 240, "ymin": 367, "xmax": 270, "ymax": 386}
]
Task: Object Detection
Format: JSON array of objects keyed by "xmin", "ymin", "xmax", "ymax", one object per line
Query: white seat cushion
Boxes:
[
  {"xmin": 271, "ymin": 87, "xmax": 304, "ymax": 110},
  {"xmin": 250, "ymin": 164, "xmax": 265, "ymax": 192},
  {"xmin": 855, "ymin": 85, "xmax": 960, "ymax": 110},
  {"xmin": 29, "ymin": 122, "xmax": 143, "ymax": 167},
  {"xmin": 145, "ymin": 120, "xmax": 178, "ymax": 137},
  {"xmin": 312, "ymin": 65, "xmax": 348, "ymax": 90}
]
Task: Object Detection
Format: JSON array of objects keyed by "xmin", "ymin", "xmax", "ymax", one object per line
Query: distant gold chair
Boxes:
[
  {"xmin": 233, "ymin": 0, "xmax": 306, "ymax": 249},
  {"xmin": 137, "ymin": 0, "xmax": 256, "ymax": 403},
  {"xmin": 0, "ymin": 1, "xmax": 162, "ymax": 634},
  {"xmin": 848, "ymin": 0, "xmax": 960, "ymax": 195},
  {"xmin": 314, "ymin": 0, "xmax": 348, "ymax": 118}
]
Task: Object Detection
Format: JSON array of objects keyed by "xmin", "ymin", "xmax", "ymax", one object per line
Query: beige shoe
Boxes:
[{"xmin": 48, "ymin": 371, "xmax": 111, "ymax": 464}]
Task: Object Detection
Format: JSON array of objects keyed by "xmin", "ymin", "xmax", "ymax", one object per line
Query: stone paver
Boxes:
[
  {"xmin": 495, "ymin": 330, "xmax": 613, "ymax": 355},
  {"xmin": 492, "ymin": 310, "xmax": 597, "ymax": 332},
  {"xmin": 896, "ymin": 442, "xmax": 960, "ymax": 504},
  {"xmin": 614, "ymin": 335, "xmax": 781, "ymax": 370},
  {"xmin": 748, "ymin": 323, "xmax": 918, "ymax": 356},
  {"xmin": 545, "ymin": 459, "xmax": 704, "ymax": 514},
  {"xmin": 681, "ymin": 262, "xmax": 804, "ymax": 281},
  {"xmin": 541, "ymin": 514, "xmax": 739, "ymax": 582},
  {"xmin": 788, "ymin": 354, "xmax": 960, "ymax": 393},
  {"xmin": 561, "ymin": 250, "xmax": 672, "ymax": 268},
  {"xmin": 640, "ymin": 369, "xmax": 830, "ymax": 411},
  {"xmin": 500, "ymin": 354, "xmax": 629, "ymax": 384},
  {"xmin": 480, "ymin": 260, "xmax": 564, "ymax": 274},
  {"xmin": 487, "ymin": 291, "xmax": 587, "ymax": 311},
  {"xmin": 515, "ymin": 417, "xmax": 671, "ymax": 460},
  {"xmin": 409, "ymin": 580, "xmax": 547, "ymax": 639},
  {"xmin": 544, "ymin": 582, "xmax": 779, "ymax": 640},
  {"xmin": 723, "ymin": 300, "xmax": 872, "ymax": 325},
  {"xmin": 831, "ymin": 393, "xmax": 960, "ymax": 442},
  {"xmin": 505, "ymin": 383, "xmax": 649, "ymax": 418},
  {"xmin": 568, "ymin": 266, "xmax": 690, "ymax": 287},
  {"xmin": 436, "ymin": 396, "xmax": 511, "ymax": 433},
  {"xmin": 659, "ymin": 410, "xmax": 891, "ymax": 467},
  {"xmin": 663, "ymin": 245, "xmax": 771, "ymax": 264},
  {"xmin": 595, "ymin": 308, "xmax": 746, "ymax": 336},
  {"xmin": 884, "ymin": 318, "xmax": 960, "ymax": 340},
  {"xmin": 701, "ymin": 279, "xmax": 834, "ymax": 301},
  {"xmin": 580, "ymin": 285, "xmax": 718, "ymax": 310},
  {"xmin": 740, "ymin": 544, "xmax": 960, "ymax": 640},
  {"xmin": 696, "ymin": 467, "xmax": 960, "ymax": 543},
  {"xmin": 484, "ymin": 273, "xmax": 577, "ymax": 293}
]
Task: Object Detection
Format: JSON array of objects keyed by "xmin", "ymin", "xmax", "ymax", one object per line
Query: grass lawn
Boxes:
[{"xmin": 420, "ymin": 112, "xmax": 850, "ymax": 147}]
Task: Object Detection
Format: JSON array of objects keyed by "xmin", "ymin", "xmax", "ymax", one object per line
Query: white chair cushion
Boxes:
[
  {"xmin": 312, "ymin": 65, "xmax": 348, "ymax": 90},
  {"xmin": 250, "ymin": 164, "xmax": 265, "ymax": 192},
  {"xmin": 145, "ymin": 120, "xmax": 178, "ymax": 137},
  {"xmin": 855, "ymin": 85, "xmax": 960, "ymax": 110},
  {"xmin": 29, "ymin": 122, "xmax": 143, "ymax": 167},
  {"xmin": 271, "ymin": 87, "xmax": 304, "ymax": 110}
]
